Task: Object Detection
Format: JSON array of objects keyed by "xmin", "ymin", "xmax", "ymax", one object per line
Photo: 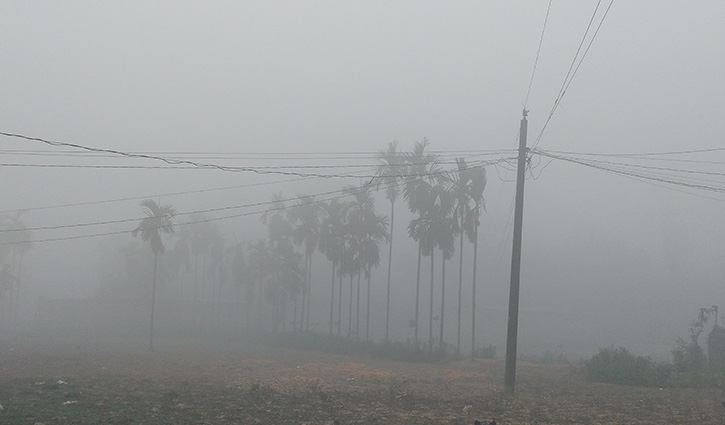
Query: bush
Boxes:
[
  {"xmin": 583, "ymin": 346, "xmax": 671, "ymax": 387},
  {"xmin": 672, "ymin": 337, "xmax": 706, "ymax": 372}
]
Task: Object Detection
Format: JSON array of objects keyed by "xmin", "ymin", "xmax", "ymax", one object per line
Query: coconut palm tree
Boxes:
[
  {"xmin": 342, "ymin": 184, "xmax": 370, "ymax": 340},
  {"xmin": 248, "ymin": 239, "xmax": 273, "ymax": 327},
  {"xmin": 344, "ymin": 184, "xmax": 389, "ymax": 341},
  {"xmin": 430, "ymin": 181, "xmax": 456, "ymax": 351},
  {"xmin": 403, "ymin": 138, "xmax": 441, "ymax": 347},
  {"xmin": 375, "ymin": 141, "xmax": 405, "ymax": 342},
  {"xmin": 466, "ymin": 166, "xmax": 487, "ymax": 359},
  {"xmin": 319, "ymin": 199, "xmax": 346, "ymax": 335},
  {"xmin": 132, "ymin": 199, "xmax": 175, "ymax": 351},
  {"xmin": 450, "ymin": 158, "xmax": 474, "ymax": 353},
  {"xmin": 289, "ymin": 194, "xmax": 323, "ymax": 332}
]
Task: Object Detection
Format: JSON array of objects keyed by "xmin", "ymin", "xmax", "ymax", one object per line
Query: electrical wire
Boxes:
[
  {"xmin": 524, "ymin": 0, "xmax": 553, "ymax": 109},
  {"xmin": 0, "ymin": 157, "xmax": 513, "ymax": 244},
  {"xmin": 533, "ymin": 149, "xmax": 725, "ymax": 194},
  {"xmin": 531, "ymin": 0, "xmax": 615, "ymax": 149}
]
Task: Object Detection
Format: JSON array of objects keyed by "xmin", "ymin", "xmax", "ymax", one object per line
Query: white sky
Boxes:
[{"xmin": 2, "ymin": 1, "xmax": 725, "ymax": 356}]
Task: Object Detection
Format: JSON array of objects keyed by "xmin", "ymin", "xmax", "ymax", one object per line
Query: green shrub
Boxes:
[
  {"xmin": 672, "ymin": 337, "xmax": 707, "ymax": 372},
  {"xmin": 583, "ymin": 346, "xmax": 671, "ymax": 387}
]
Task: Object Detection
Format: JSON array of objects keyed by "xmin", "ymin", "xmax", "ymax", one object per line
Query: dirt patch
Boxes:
[{"xmin": 0, "ymin": 336, "xmax": 724, "ymax": 424}]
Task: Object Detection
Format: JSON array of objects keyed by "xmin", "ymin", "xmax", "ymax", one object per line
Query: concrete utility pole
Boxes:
[{"xmin": 504, "ymin": 109, "xmax": 529, "ymax": 395}]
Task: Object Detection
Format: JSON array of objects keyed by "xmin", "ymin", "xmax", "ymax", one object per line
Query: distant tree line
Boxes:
[{"xmin": 127, "ymin": 139, "xmax": 489, "ymax": 355}]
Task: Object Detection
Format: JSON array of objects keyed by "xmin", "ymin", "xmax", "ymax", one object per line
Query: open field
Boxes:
[{"xmin": 1, "ymin": 336, "xmax": 724, "ymax": 424}]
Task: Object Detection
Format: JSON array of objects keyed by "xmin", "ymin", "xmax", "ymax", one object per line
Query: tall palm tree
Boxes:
[
  {"xmin": 319, "ymin": 199, "xmax": 346, "ymax": 335},
  {"xmin": 342, "ymin": 184, "xmax": 370, "ymax": 340},
  {"xmin": 248, "ymin": 239, "xmax": 273, "ymax": 327},
  {"xmin": 403, "ymin": 138, "xmax": 441, "ymax": 347},
  {"xmin": 430, "ymin": 181, "xmax": 456, "ymax": 352},
  {"xmin": 375, "ymin": 141, "xmax": 404, "ymax": 342},
  {"xmin": 132, "ymin": 199, "xmax": 175, "ymax": 351},
  {"xmin": 261, "ymin": 193, "xmax": 300, "ymax": 330},
  {"xmin": 345, "ymin": 184, "xmax": 389, "ymax": 341},
  {"xmin": 450, "ymin": 158, "xmax": 474, "ymax": 353},
  {"xmin": 466, "ymin": 166, "xmax": 487, "ymax": 359},
  {"xmin": 289, "ymin": 194, "xmax": 323, "ymax": 332}
]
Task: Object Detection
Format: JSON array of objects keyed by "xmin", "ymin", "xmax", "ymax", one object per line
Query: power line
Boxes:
[
  {"xmin": 0, "ymin": 148, "xmax": 516, "ymax": 160},
  {"xmin": 533, "ymin": 149, "xmax": 725, "ymax": 194},
  {"xmin": 0, "ymin": 131, "xmax": 515, "ymax": 180},
  {"xmin": 524, "ymin": 0, "xmax": 552, "ymax": 109},
  {"xmin": 0, "ymin": 176, "xmax": 313, "ymax": 215},
  {"xmin": 531, "ymin": 0, "xmax": 615, "ymax": 149},
  {"xmin": 0, "ymin": 157, "xmax": 513, "ymax": 244}
]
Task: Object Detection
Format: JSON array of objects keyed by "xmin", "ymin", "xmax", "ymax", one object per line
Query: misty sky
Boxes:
[{"xmin": 2, "ymin": 2, "xmax": 725, "ymax": 357}]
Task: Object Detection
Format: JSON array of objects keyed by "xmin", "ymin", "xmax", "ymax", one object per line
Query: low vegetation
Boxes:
[{"xmin": 584, "ymin": 306, "xmax": 725, "ymax": 388}]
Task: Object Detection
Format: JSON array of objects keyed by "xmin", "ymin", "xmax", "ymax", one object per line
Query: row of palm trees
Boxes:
[
  {"xmin": 375, "ymin": 139, "xmax": 487, "ymax": 354},
  {"xmin": 132, "ymin": 138, "xmax": 487, "ymax": 354},
  {"xmin": 247, "ymin": 138, "xmax": 487, "ymax": 353}
]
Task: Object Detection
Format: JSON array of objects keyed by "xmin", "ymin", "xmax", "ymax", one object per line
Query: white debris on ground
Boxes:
[
  {"xmin": 62, "ymin": 401, "xmax": 78, "ymax": 405},
  {"xmin": 57, "ymin": 380, "xmax": 68, "ymax": 385}
]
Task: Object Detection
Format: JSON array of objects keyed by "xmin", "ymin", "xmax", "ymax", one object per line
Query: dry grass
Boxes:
[{"xmin": 0, "ymin": 336, "xmax": 723, "ymax": 424}]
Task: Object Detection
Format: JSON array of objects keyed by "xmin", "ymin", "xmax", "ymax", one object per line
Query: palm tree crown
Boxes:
[{"xmin": 132, "ymin": 199, "xmax": 176, "ymax": 255}]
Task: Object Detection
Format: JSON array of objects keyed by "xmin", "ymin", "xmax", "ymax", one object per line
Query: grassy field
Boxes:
[{"xmin": 1, "ymin": 336, "xmax": 723, "ymax": 424}]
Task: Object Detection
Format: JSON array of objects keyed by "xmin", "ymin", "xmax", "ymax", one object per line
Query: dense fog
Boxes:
[{"xmin": 2, "ymin": 2, "xmax": 724, "ymax": 361}]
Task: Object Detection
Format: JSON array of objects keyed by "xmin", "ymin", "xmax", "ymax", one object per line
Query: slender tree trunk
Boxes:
[
  {"xmin": 149, "ymin": 253, "xmax": 158, "ymax": 351},
  {"xmin": 348, "ymin": 274, "xmax": 353, "ymax": 338},
  {"xmin": 365, "ymin": 265, "xmax": 371, "ymax": 341},
  {"xmin": 415, "ymin": 243, "xmax": 422, "ymax": 347},
  {"xmin": 281, "ymin": 295, "xmax": 287, "ymax": 332},
  {"xmin": 440, "ymin": 255, "xmax": 446, "ymax": 352},
  {"xmin": 300, "ymin": 256, "xmax": 307, "ymax": 332},
  {"xmin": 329, "ymin": 262, "xmax": 335, "ymax": 335},
  {"xmin": 385, "ymin": 200, "xmax": 395, "ymax": 342},
  {"xmin": 429, "ymin": 250, "xmax": 435, "ymax": 351},
  {"xmin": 305, "ymin": 254, "xmax": 312, "ymax": 331},
  {"xmin": 457, "ymin": 212, "xmax": 465, "ymax": 354},
  {"xmin": 471, "ymin": 217, "xmax": 479, "ymax": 360},
  {"xmin": 355, "ymin": 271, "xmax": 361, "ymax": 340},
  {"xmin": 337, "ymin": 272, "xmax": 343, "ymax": 335}
]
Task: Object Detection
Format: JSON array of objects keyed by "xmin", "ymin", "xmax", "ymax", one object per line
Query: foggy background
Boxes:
[{"xmin": 1, "ymin": 1, "xmax": 724, "ymax": 359}]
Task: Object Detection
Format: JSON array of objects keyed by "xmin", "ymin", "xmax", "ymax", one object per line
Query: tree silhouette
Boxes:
[
  {"xmin": 375, "ymin": 140, "xmax": 405, "ymax": 342},
  {"xmin": 319, "ymin": 199, "xmax": 346, "ymax": 335},
  {"xmin": 132, "ymin": 199, "xmax": 175, "ymax": 351},
  {"xmin": 450, "ymin": 158, "xmax": 475, "ymax": 353},
  {"xmin": 344, "ymin": 184, "xmax": 388, "ymax": 341},
  {"xmin": 465, "ymin": 166, "xmax": 487, "ymax": 359},
  {"xmin": 403, "ymin": 138, "xmax": 440, "ymax": 347},
  {"xmin": 289, "ymin": 194, "xmax": 323, "ymax": 332}
]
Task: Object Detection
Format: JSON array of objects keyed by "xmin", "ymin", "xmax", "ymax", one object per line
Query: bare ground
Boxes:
[{"xmin": 1, "ymin": 336, "xmax": 724, "ymax": 424}]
